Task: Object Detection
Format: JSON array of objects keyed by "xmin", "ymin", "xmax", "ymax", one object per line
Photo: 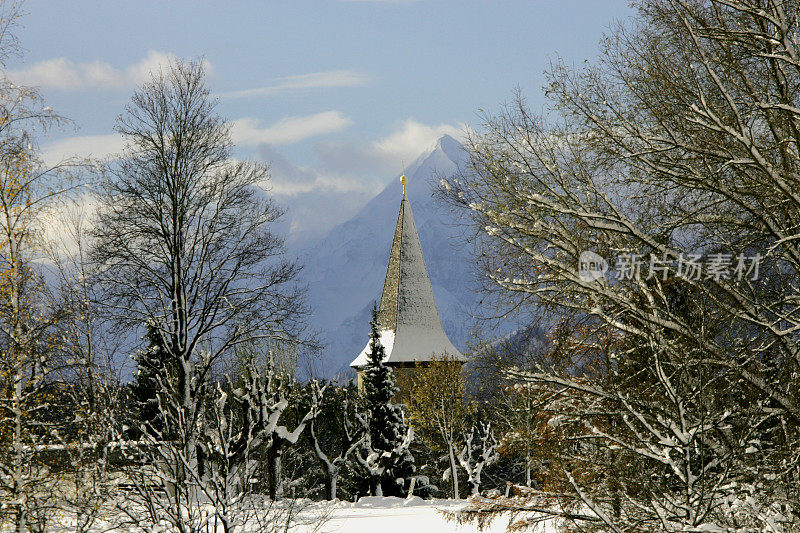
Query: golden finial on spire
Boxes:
[{"xmin": 400, "ymin": 162, "xmax": 407, "ymax": 196}]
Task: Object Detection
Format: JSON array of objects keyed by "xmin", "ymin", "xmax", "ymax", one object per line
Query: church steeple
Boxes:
[
  {"xmin": 377, "ymin": 194, "xmax": 403, "ymax": 331},
  {"xmin": 351, "ymin": 172, "xmax": 464, "ymax": 369}
]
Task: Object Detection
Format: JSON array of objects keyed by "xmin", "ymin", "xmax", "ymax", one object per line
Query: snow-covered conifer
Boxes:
[{"xmin": 358, "ymin": 304, "xmax": 415, "ymax": 496}]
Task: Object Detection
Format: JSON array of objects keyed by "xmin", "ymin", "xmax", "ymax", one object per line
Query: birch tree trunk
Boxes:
[{"xmin": 447, "ymin": 443, "xmax": 459, "ymax": 499}]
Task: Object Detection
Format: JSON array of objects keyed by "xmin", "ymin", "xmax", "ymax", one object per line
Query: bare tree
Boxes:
[
  {"xmin": 307, "ymin": 382, "xmax": 364, "ymax": 500},
  {"xmin": 442, "ymin": 0, "xmax": 800, "ymax": 530},
  {"xmin": 91, "ymin": 59, "xmax": 304, "ymax": 531},
  {"xmin": 456, "ymin": 422, "xmax": 498, "ymax": 497}
]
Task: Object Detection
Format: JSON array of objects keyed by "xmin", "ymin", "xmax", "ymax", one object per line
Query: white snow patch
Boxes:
[{"xmin": 294, "ymin": 497, "xmax": 539, "ymax": 533}]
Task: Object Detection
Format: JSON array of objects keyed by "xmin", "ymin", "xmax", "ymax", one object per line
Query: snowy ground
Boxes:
[
  {"xmin": 297, "ymin": 496, "xmax": 552, "ymax": 533},
  {"xmin": 39, "ymin": 495, "xmax": 557, "ymax": 532}
]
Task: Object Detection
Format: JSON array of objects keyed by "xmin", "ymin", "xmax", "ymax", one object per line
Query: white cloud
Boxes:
[
  {"xmin": 221, "ymin": 70, "xmax": 370, "ymax": 99},
  {"xmin": 314, "ymin": 118, "xmax": 464, "ymax": 174},
  {"xmin": 231, "ymin": 111, "xmax": 352, "ymax": 146},
  {"xmin": 269, "ymin": 173, "xmax": 371, "ymax": 196},
  {"xmin": 373, "ymin": 118, "xmax": 462, "ymax": 163},
  {"xmin": 42, "ymin": 134, "xmax": 125, "ymax": 166},
  {"xmin": 124, "ymin": 51, "xmax": 211, "ymax": 86},
  {"xmin": 40, "ymin": 193, "xmax": 100, "ymax": 261},
  {"xmin": 7, "ymin": 58, "xmax": 120, "ymax": 90},
  {"xmin": 255, "ymin": 146, "xmax": 378, "ymax": 243},
  {"xmin": 6, "ymin": 51, "xmax": 211, "ymax": 90}
]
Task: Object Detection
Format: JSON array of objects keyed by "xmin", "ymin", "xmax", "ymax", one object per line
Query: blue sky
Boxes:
[{"xmin": 10, "ymin": 0, "xmax": 632, "ymax": 243}]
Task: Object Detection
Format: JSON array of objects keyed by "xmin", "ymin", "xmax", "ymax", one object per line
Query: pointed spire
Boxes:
[
  {"xmin": 351, "ymin": 188, "xmax": 464, "ymax": 368},
  {"xmin": 377, "ymin": 197, "xmax": 403, "ymax": 331}
]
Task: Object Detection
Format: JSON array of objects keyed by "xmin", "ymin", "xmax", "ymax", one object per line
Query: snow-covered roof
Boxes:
[
  {"xmin": 351, "ymin": 192, "xmax": 464, "ymax": 368},
  {"xmin": 350, "ymin": 328, "xmax": 395, "ymax": 367}
]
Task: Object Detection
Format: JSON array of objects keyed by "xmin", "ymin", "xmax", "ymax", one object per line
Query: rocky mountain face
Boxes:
[{"xmin": 299, "ymin": 135, "xmax": 482, "ymax": 377}]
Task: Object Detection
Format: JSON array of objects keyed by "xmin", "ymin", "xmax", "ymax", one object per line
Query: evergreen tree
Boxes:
[
  {"xmin": 130, "ymin": 323, "xmax": 173, "ymax": 437},
  {"xmin": 360, "ymin": 304, "xmax": 415, "ymax": 496}
]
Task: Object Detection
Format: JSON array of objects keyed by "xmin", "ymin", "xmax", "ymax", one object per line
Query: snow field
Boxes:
[
  {"xmin": 297, "ymin": 496, "xmax": 555, "ymax": 533},
  {"xmin": 34, "ymin": 496, "xmax": 556, "ymax": 532}
]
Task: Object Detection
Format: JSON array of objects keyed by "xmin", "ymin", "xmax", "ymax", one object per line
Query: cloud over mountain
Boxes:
[
  {"xmin": 314, "ymin": 118, "xmax": 464, "ymax": 175},
  {"xmin": 256, "ymin": 119, "xmax": 464, "ymax": 243}
]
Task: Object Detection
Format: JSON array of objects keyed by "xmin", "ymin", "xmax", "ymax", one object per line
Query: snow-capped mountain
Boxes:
[{"xmin": 299, "ymin": 134, "xmax": 480, "ymax": 377}]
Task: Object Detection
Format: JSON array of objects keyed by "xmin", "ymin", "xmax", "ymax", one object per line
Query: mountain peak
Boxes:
[
  {"xmin": 435, "ymin": 133, "xmax": 460, "ymax": 149},
  {"xmin": 432, "ymin": 133, "xmax": 467, "ymax": 167}
]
